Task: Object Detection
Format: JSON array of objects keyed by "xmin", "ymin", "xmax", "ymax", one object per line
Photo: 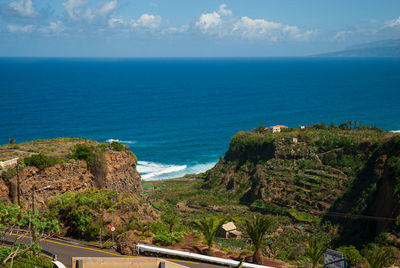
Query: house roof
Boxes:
[
  {"xmin": 222, "ymin": 222, "xmax": 237, "ymax": 232},
  {"xmin": 274, "ymin": 125, "xmax": 288, "ymax": 128},
  {"xmin": 230, "ymin": 230, "xmax": 242, "ymax": 236}
]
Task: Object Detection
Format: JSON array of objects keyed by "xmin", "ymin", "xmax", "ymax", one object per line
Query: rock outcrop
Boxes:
[{"xmin": 1, "ymin": 150, "xmax": 142, "ymax": 209}]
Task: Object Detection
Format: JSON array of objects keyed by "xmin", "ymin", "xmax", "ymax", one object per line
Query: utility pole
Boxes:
[
  {"xmin": 31, "ymin": 185, "xmax": 36, "ymax": 255},
  {"xmin": 28, "ymin": 197, "xmax": 32, "ymax": 244},
  {"xmin": 99, "ymin": 227, "xmax": 102, "ymax": 248},
  {"xmin": 16, "ymin": 161, "xmax": 20, "ymax": 206},
  {"xmin": 32, "ymin": 185, "xmax": 36, "ymax": 215},
  {"xmin": 111, "ymin": 181, "xmax": 114, "ymax": 249}
]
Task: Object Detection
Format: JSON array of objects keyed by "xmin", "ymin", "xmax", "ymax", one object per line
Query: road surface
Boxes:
[{"xmin": 2, "ymin": 233, "xmax": 226, "ymax": 268}]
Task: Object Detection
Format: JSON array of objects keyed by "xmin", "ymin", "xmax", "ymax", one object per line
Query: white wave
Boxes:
[
  {"xmin": 137, "ymin": 161, "xmax": 217, "ymax": 181},
  {"xmin": 138, "ymin": 161, "xmax": 187, "ymax": 180},
  {"xmin": 106, "ymin": 139, "xmax": 136, "ymax": 144},
  {"xmin": 390, "ymin": 130, "xmax": 400, "ymax": 133}
]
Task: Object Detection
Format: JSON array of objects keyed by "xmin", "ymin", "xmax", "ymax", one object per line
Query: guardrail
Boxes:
[
  {"xmin": 136, "ymin": 243, "xmax": 274, "ymax": 268},
  {"xmin": 0, "ymin": 237, "xmax": 57, "ymax": 261}
]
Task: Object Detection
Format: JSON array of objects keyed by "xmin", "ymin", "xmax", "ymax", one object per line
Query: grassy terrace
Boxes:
[{"xmin": 0, "ymin": 138, "xmax": 97, "ymax": 161}]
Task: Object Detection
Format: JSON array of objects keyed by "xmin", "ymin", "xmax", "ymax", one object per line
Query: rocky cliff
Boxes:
[
  {"xmin": 329, "ymin": 135, "xmax": 400, "ymax": 244},
  {"xmin": 0, "ymin": 140, "xmax": 142, "ymax": 210},
  {"xmin": 202, "ymin": 127, "xmax": 400, "ymax": 222}
]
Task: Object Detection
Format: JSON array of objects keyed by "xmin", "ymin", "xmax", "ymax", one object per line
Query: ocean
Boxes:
[{"xmin": 1, "ymin": 57, "xmax": 400, "ymax": 180}]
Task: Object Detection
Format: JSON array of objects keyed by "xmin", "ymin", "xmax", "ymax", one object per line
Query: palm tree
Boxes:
[
  {"xmin": 366, "ymin": 247, "xmax": 395, "ymax": 268},
  {"xmin": 245, "ymin": 215, "xmax": 275, "ymax": 264},
  {"xmin": 305, "ymin": 239, "xmax": 326, "ymax": 268},
  {"xmin": 9, "ymin": 138, "xmax": 15, "ymax": 144},
  {"xmin": 194, "ymin": 217, "xmax": 226, "ymax": 255}
]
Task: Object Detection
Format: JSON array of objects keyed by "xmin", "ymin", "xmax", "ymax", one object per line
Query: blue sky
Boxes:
[{"xmin": 0, "ymin": 0, "xmax": 399, "ymax": 57}]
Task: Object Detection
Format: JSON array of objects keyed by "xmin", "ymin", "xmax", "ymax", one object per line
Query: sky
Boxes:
[{"xmin": 0, "ymin": 0, "xmax": 400, "ymax": 57}]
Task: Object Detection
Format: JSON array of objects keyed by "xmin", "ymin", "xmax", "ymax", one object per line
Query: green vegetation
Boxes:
[
  {"xmin": 110, "ymin": 141, "xmax": 125, "ymax": 151},
  {"xmin": 194, "ymin": 217, "xmax": 226, "ymax": 253},
  {"xmin": 0, "ymin": 248, "xmax": 53, "ymax": 268},
  {"xmin": 160, "ymin": 204, "xmax": 181, "ymax": 233},
  {"xmin": 141, "ymin": 123, "xmax": 400, "ymax": 266},
  {"xmin": 0, "ymin": 202, "xmax": 59, "ymax": 267},
  {"xmin": 305, "ymin": 239, "xmax": 326, "ymax": 268},
  {"xmin": 72, "ymin": 144, "xmax": 94, "ymax": 165},
  {"xmin": 1, "ymin": 125, "xmax": 399, "ymax": 266},
  {"xmin": 245, "ymin": 215, "xmax": 276, "ymax": 264},
  {"xmin": 365, "ymin": 246, "xmax": 395, "ymax": 268},
  {"xmin": 48, "ymin": 189, "xmax": 115, "ymax": 239},
  {"xmin": 154, "ymin": 231, "xmax": 184, "ymax": 246},
  {"xmin": 24, "ymin": 153, "xmax": 65, "ymax": 170},
  {"xmin": 47, "ymin": 189, "xmax": 153, "ymax": 240},
  {"xmin": 337, "ymin": 245, "xmax": 363, "ymax": 267}
]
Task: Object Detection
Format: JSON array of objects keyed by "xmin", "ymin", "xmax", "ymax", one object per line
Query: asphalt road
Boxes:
[{"xmin": 2, "ymin": 233, "xmax": 226, "ymax": 268}]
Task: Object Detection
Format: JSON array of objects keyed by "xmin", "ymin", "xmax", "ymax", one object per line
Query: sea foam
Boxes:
[
  {"xmin": 137, "ymin": 161, "xmax": 217, "ymax": 181},
  {"xmin": 106, "ymin": 139, "xmax": 137, "ymax": 144}
]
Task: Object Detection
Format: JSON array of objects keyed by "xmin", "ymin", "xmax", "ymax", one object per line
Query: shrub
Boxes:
[
  {"xmin": 1, "ymin": 167, "xmax": 16, "ymax": 179},
  {"xmin": 337, "ymin": 245, "xmax": 363, "ymax": 267},
  {"xmin": 153, "ymin": 231, "xmax": 183, "ymax": 246},
  {"xmin": 111, "ymin": 141, "xmax": 124, "ymax": 151},
  {"xmin": 48, "ymin": 189, "xmax": 113, "ymax": 240},
  {"xmin": 24, "ymin": 153, "xmax": 62, "ymax": 169},
  {"xmin": 374, "ymin": 233, "xmax": 388, "ymax": 246},
  {"xmin": 98, "ymin": 143, "xmax": 110, "ymax": 152},
  {"xmin": 128, "ymin": 151, "xmax": 138, "ymax": 164},
  {"xmin": 72, "ymin": 144, "xmax": 94, "ymax": 165}
]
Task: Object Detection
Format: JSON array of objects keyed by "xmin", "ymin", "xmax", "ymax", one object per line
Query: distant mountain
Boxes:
[{"xmin": 316, "ymin": 39, "xmax": 400, "ymax": 57}]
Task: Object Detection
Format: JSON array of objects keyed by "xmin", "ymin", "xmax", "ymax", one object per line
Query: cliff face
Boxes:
[
  {"xmin": 203, "ymin": 129, "xmax": 400, "ymax": 219},
  {"xmin": 2, "ymin": 150, "xmax": 142, "ymax": 209},
  {"xmin": 203, "ymin": 131, "xmax": 352, "ymax": 215},
  {"xmin": 329, "ymin": 136, "xmax": 400, "ymax": 242}
]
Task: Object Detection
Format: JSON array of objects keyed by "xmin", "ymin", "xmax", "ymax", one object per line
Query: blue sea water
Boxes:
[{"xmin": 1, "ymin": 58, "xmax": 400, "ymax": 180}]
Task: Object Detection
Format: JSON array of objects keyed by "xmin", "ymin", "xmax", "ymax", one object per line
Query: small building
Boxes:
[
  {"xmin": 264, "ymin": 125, "xmax": 288, "ymax": 133},
  {"xmin": 221, "ymin": 222, "xmax": 242, "ymax": 239},
  {"xmin": 299, "ymin": 125, "xmax": 306, "ymax": 129}
]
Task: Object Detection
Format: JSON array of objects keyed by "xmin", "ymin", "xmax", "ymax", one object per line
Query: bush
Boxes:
[
  {"xmin": 111, "ymin": 141, "xmax": 124, "ymax": 151},
  {"xmin": 24, "ymin": 153, "xmax": 63, "ymax": 169},
  {"xmin": 98, "ymin": 143, "xmax": 110, "ymax": 152},
  {"xmin": 0, "ymin": 248, "xmax": 53, "ymax": 268},
  {"xmin": 337, "ymin": 245, "xmax": 363, "ymax": 267},
  {"xmin": 48, "ymin": 189, "xmax": 113, "ymax": 240},
  {"xmin": 72, "ymin": 144, "xmax": 94, "ymax": 165},
  {"xmin": 127, "ymin": 151, "xmax": 138, "ymax": 164},
  {"xmin": 1, "ymin": 167, "xmax": 16, "ymax": 179},
  {"xmin": 153, "ymin": 231, "xmax": 183, "ymax": 246}
]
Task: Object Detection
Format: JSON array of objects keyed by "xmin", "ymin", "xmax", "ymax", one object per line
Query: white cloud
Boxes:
[
  {"xmin": 163, "ymin": 24, "xmax": 189, "ymax": 34},
  {"xmin": 83, "ymin": 8, "xmax": 94, "ymax": 21},
  {"xmin": 63, "ymin": 0, "xmax": 118, "ymax": 24},
  {"xmin": 98, "ymin": 0, "xmax": 118, "ymax": 16},
  {"xmin": 385, "ymin": 16, "xmax": 400, "ymax": 28},
  {"xmin": 7, "ymin": 24, "xmax": 35, "ymax": 33},
  {"xmin": 218, "ymin": 4, "xmax": 232, "ymax": 16},
  {"xmin": 62, "ymin": 0, "xmax": 88, "ymax": 20},
  {"xmin": 195, "ymin": 12, "xmax": 222, "ymax": 34},
  {"xmin": 135, "ymin": 14, "xmax": 162, "ymax": 29},
  {"xmin": 8, "ymin": 0, "xmax": 37, "ymax": 17},
  {"xmin": 333, "ymin": 30, "xmax": 352, "ymax": 41},
  {"xmin": 39, "ymin": 21, "xmax": 64, "ymax": 34},
  {"xmin": 232, "ymin": 16, "xmax": 312, "ymax": 41},
  {"xmin": 108, "ymin": 17, "xmax": 126, "ymax": 28}
]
